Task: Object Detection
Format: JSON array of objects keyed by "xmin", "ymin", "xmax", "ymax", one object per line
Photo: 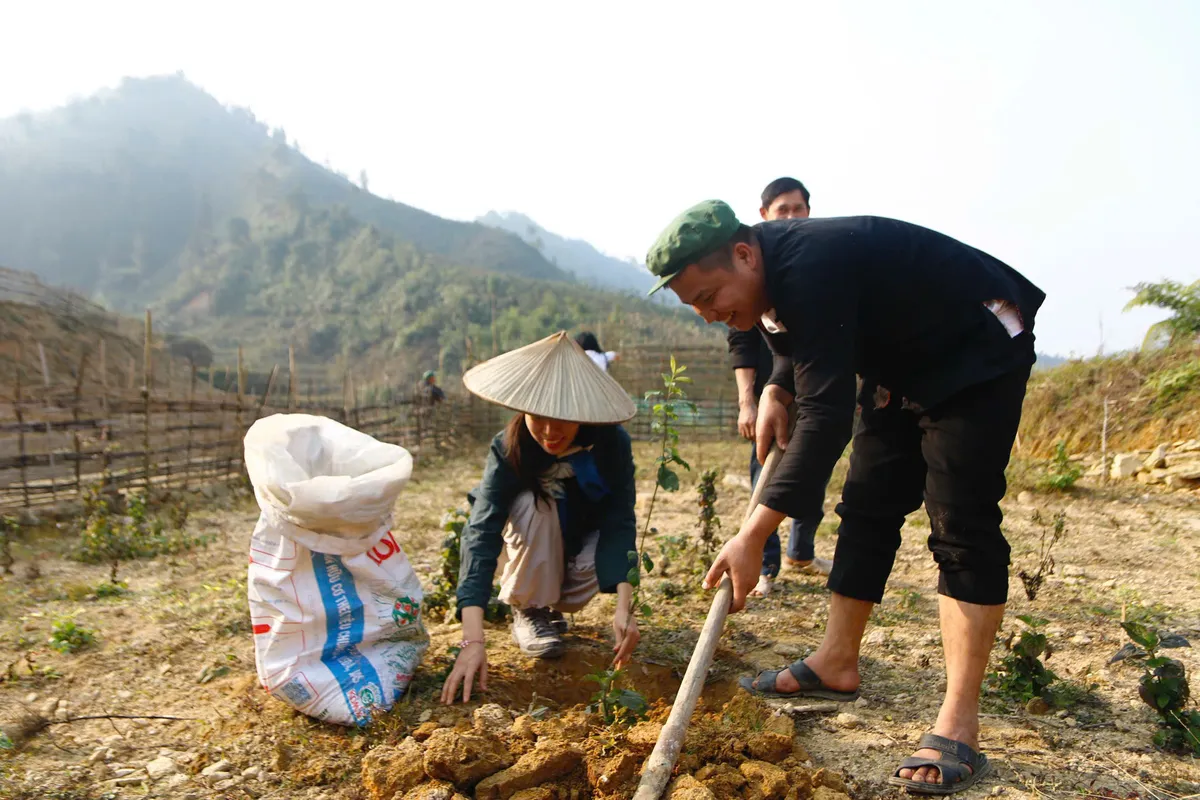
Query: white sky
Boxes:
[{"xmin": 2, "ymin": 0, "xmax": 1197, "ymax": 356}]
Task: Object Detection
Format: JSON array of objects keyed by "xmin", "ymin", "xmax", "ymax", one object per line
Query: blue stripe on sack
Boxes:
[{"xmin": 311, "ymin": 551, "xmax": 385, "ymax": 726}]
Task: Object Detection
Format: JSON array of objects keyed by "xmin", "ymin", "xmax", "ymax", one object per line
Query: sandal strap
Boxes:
[
  {"xmin": 752, "ymin": 668, "xmax": 782, "ymax": 691},
  {"xmin": 917, "ymin": 733, "xmax": 979, "ymax": 765},
  {"xmin": 787, "ymin": 660, "xmax": 818, "ymax": 686},
  {"xmin": 894, "ymin": 756, "xmax": 971, "ymax": 785}
]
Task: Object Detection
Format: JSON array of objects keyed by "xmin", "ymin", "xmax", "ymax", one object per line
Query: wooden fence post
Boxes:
[
  {"xmin": 288, "ymin": 345, "xmax": 297, "ymax": 411},
  {"xmin": 14, "ymin": 357, "xmax": 29, "ymax": 508},
  {"xmin": 143, "ymin": 310, "xmax": 153, "ymax": 492}
]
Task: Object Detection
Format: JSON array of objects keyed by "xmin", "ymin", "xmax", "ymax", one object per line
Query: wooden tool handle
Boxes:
[{"xmin": 633, "ymin": 408, "xmax": 795, "ymax": 800}]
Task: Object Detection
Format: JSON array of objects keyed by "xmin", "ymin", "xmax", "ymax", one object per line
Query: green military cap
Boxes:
[
  {"xmin": 645, "ymin": 199, "xmax": 741, "ymax": 295},
  {"xmin": 422, "ymin": 370, "xmax": 436, "ymax": 380}
]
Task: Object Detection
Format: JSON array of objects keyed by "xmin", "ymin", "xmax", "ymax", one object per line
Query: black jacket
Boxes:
[{"xmin": 755, "ymin": 216, "xmax": 1045, "ymax": 522}]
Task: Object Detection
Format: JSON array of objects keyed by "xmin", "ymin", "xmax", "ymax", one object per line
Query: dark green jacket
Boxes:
[{"xmin": 456, "ymin": 425, "xmax": 637, "ymax": 614}]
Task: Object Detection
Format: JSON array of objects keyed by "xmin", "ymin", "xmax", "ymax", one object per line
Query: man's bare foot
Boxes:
[
  {"xmin": 748, "ymin": 574, "xmax": 773, "ymax": 598},
  {"xmin": 772, "ymin": 654, "xmax": 860, "ymax": 694},
  {"xmin": 896, "ymin": 724, "xmax": 979, "ymax": 785}
]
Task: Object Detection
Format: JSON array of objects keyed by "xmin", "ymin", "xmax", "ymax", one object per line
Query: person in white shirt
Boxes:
[{"xmin": 575, "ymin": 331, "xmax": 619, "ymax": 373}]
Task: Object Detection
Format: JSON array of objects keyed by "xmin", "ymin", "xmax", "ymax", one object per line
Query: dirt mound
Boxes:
[{"xmin": 361, "ymin": 694, "xmax": 850, "ymax": 800}]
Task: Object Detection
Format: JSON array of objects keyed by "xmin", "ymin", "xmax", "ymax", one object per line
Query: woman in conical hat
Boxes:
[{"xmin": 441, "ymin": 332, "xmax": 640, "ymax": 705}]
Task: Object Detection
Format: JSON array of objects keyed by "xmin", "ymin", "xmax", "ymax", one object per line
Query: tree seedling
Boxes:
[
  {"xmin": 1018, "ymin": 510, "xmax": 1067, "ymax": 602},
  {"xmin": 586, "ymin": 666, "xmax": 648, "ymax": 727},
  {"xmin": 1111, "ymin": 621, "xmax": 1200, "ymax": 754},
  {"xmin": 696, "ymin": 467, "xmax": 722, "ymax": 554}
]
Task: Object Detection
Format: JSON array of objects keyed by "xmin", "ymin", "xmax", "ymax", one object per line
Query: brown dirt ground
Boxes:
[{"xmin": 2, "ymin": 439, "xmax": 1200, "ymax": 799}]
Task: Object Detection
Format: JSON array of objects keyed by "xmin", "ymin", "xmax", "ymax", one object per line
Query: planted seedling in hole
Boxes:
[
  {"xmin": 1111, "ymin": 622, "xmax": 1200, "ymax": 754},
  {"xmin": 48, "ymin": 617, "xmax": 97, "ymax": 654},
  {"xmin": 426, "ymin": 507, "xmax": 507, "ymax": 623},
  {"xmin": 586, "ymin": 666, "xmax": 648, "ymax": 727}
]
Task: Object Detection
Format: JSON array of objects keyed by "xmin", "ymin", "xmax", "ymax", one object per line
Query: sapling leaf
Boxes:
[
  {"xmin": 1160, "ymin": 634, "xmax": 1192, "ymax": 649},
  {"xmin": 1109, "ymin": 643, "xmax": 1145, "ymax": 664}
]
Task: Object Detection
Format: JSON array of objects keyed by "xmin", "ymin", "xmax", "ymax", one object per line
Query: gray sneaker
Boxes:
[
  {"xmin": 548, "ymin": 608, "xmax": 569, "ymax": 633},
  {"xmin": 512, "ymin": 607, "xmax": 566, "ymax": 658}
]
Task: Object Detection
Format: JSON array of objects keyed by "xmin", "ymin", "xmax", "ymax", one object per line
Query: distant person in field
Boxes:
[
  {"xmin": 646, "ymin": 199, "xmax": 1044, "ymax": 794},
  {"xmin": 574, "ymin": 331, "xmax": 619, "ymax": 373},
  {"xmin": 441, "ymin": 332, "xmax": 640, "ymax": 705},
  {"xmin": 420, "ymin": 370, "xmax": 446, "ymax": 405},
  {"xmin": 727, "ymin": 178, "xmax": 832, "ymax": 600}
]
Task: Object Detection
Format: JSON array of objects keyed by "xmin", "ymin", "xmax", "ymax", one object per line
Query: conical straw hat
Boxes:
[{"xmin": 462, "ymin": 331, "xmax": 637, "ymax": 424}]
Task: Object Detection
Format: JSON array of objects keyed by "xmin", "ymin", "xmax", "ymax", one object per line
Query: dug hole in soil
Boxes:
[{"xmin": 361, "ymin": 660, "xmax": 850, "ymax": 800}]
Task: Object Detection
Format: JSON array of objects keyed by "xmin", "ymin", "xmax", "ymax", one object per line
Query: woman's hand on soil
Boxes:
[
  {"xmin": 703, "ymin": 533, "xmax": 764, "ymax": 613},
  {"xmin": 612, "ymin": 607, "xmax": 640, "ymax": 669},
  {"xmin": 440, "ymin": 643, "xmax": 487, "ymax": 705}
]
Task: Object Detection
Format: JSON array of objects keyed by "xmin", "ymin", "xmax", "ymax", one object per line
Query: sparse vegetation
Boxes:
[
  {"xmin": 0, "ymin": 515, "xmax": 15, "ymax": 575},
  {"xmin": 424, "ymin": 507, "xmax": 507, "ymax": 624},
  {"xmin": 47, "ymin": 618, "xmax": 96, "ymax": 654},
  {"xmin": 1019, "ymin": 510, "xmax": 1067, "ymax": 602},
  {"xmin": 989, "ymin": 615, "xmax": 1061, "ymax": 706},
  {"xmin": 1035, "ymin": 442, "xmax": 1083, "ymax": 492},
  {"xmin": 696, "ymin": 467, "xmax": 722, "ymax": 553},
  {"xmin": 74, "ymin": 487, "xmax": 211, "ymax": 582}
]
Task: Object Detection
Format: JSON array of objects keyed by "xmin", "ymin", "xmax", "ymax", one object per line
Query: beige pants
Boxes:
[{"xmin": 497, "ymin": 490, "xmax": 599, "ymax": 612}]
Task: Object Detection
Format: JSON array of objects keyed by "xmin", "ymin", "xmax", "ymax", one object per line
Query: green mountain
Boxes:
[
  {"xmin": 0, "ymin": 75, "xmax": 716, "ymax": 379},
  {"xmin": 478, "ymin": 211, "xmax": 655, "ymax": 296}
]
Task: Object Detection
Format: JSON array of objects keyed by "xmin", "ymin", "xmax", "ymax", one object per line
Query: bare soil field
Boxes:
[{"xmin": 2, "ymin": 439, "xmax": 1199, "ymax": 800}]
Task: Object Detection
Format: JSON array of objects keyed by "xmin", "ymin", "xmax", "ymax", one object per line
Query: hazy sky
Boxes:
[{"xmin": 3, "ymin": 1, "xmax": 1197, "ymax": 356}]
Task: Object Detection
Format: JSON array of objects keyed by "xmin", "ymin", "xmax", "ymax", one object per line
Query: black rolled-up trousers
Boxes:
[{"xmin": 827, "ymin": 363, "xmax": 1031, "ymax": 606}]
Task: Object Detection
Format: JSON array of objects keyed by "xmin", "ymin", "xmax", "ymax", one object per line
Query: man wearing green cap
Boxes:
[{"xmin": 646, "ymin": 200, "xmax": 1044, "ymax": 794}]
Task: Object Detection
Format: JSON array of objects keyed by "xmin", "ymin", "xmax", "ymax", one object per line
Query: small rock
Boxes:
[
  {"xmin": 1070, "ymin": 634, "xmax": 1093, "ymax": 645},
  {"xmin": 145, "ymin": 756, "xmax": 178, "ymax": 780},
  {"xmin": 625, "ymin": 721, "xmax": 663, "ymax": 754},
  {"xmin": 1102, "ymin": 579, "xmax": 1118, "ymax": 589},
  {"xmin": 510, "ymin": 715, "xmax": 537, "ymax": 741},
  {"xmin": 812, "ymin": 788, "xmax": 852, "ymax": 800},
  {"xmin": 116, "ymin": 690, "xmax": 133, "ymax": 700},
  {"xmin": 423, "ymin": 729, "xmax": 514, "ymax": 790},
  {"xmin": 242, "ymin": 766, "xmax": 261, "ymax": 779},
  {"xmin": 475, "ymin": 741, "xmax": 583, "ymax": 800},
  {"xmin": 865, "ymin": 630, "xmax": 888, "ymax": 646},
  {"xmin": 204, "ymin": 772, "xmax": 233, "ymax": 785},
  {"xmin": 990, "ymin": 786, "xmax": 1007, "ymax": 796},
  {"xmin": 114, "ymin": 775, "xmax": 145, "ymax": 787},
  {"xmin": 853, "ymin": 696, "xmax": 870, "ymax": 709},
  {"xmin": 863, "ymin": 736, "xmax": 895, "ymax": 751},
  {"xmin": 401, "ymin": 780, "xmax": 457, "ymax": 800},
  {"xmin": 1147, "ymin": 444, "xmax": 1169, "ymax": 469},
  {"xmin": 158, "ymin": 662, "xmax": 172, "ymax": 675},
  {"xmin": 1061, "ymin": 565, "xmax": 1086, "ymax": 577},
  {"xmin": 201, "ymin": 759, "xmax": 234, "ymax": 777},
  {"xmin": 362, "ymin": 738, "xmax": 426, "ymax": 799},
  {"xmin": 666, "ymin": 774, "xmax": 717, "ymax": 800},
  {"xmin": 1064, "ymin": 717, "xmax": 1078, "ymax": 728},
  {"xmin": 772, "ymin": 642, "xmax": 804, "ymax": 658},
  {"xmin": 54, "ymin": 705, "xmax": 70, "ymax": 721},
  {"xmin": 24, "ymin": 692, "xmax": 38, "ymax": 704},
  {"xmin": 89, "ymin": 747, "xmax": 109, "ymax": 764},
  {"xmin": 1111, "ymin": 453, "xmax": 1142, "ymax": 480},
  {"xmin": 419, "ymin": 710, "xmax": 433, "ymax": 723},
  {"xmin": 473, "ymin": 704, "xmax": 512, "ymax": 734},
  {"xmin": 39, "ymin": 698, "xmax": 60, "ymax": 717},
  {"xmin": 1025, "ymin": 697, "xmax": 1051, "ymax": 715},
  {"xmin": 1017, "ymin": 491, "xmax": 1034, "ymax": 505},
  {"xmin": 111, "ymin": 768, "xmax": 136, "ymax": 778},
  {"xmin": 747, "ymin": 731, "xmax": 793, "ymax": 763},
  {"xmin": 739, "ymin": 761, "xmax": 788, "ymax": 800},
  {"xmin": 214, "ymin": 778, "xmax": 240, "ymax": 791},
  {"xmin": 413, "ymin": 721, "xmax": 442, "ymax": 741},
  {"xmin": 834, "ymin": 712, "xmax": 863, "ymax": 730}
]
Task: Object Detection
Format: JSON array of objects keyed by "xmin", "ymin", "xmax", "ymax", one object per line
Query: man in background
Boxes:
[
  {"xmin": 728, "ymin": 177, "xmax": 832, "ymax": 598},
  {"xmin": 420, "ymin": 370, "xmax": 446, "ymax": 405}
]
